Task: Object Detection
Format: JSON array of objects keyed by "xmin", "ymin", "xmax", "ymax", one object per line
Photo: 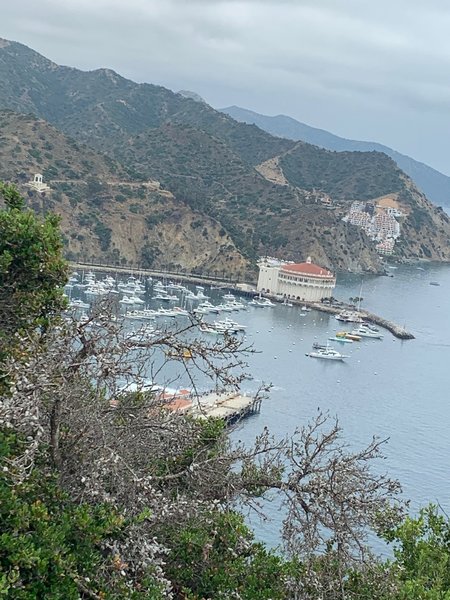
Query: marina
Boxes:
[{"xmin": 68, "ymin": 260, "xmax": 414, "ymax": 339}]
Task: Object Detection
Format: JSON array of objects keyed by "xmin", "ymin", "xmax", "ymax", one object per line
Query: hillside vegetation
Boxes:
[
  {"xmin": 0, "ymin": 111, "xmax": 248, "ymax": 276},
  {"xmin": 222, "ymin": 105, "xmax": 450, "ymax": 210},
  {"xmin": 1, "ymin": 38, "xmax": 450, "ymax": 273}
]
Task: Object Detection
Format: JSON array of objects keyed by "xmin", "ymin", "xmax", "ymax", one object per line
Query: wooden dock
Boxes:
[{"xmin": 189, "ymin": 391, "xmax": 262, "ymax": 423}]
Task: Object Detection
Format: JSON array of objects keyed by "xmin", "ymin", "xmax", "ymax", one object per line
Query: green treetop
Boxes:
[{"xmin": 0, "ymin": 182, "xmax": 68, "ymax": 361}]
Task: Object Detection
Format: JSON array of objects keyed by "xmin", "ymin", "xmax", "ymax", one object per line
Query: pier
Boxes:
[{"xmin": 189, "ymin": 391, "xmax": 262, "ymax": 424}]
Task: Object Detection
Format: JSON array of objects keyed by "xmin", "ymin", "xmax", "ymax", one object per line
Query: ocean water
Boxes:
[
  {"xmin": 226, "ymin": 263, "xmax": 450, "ymax": 546},
  {"xmin": 72, "ymin": 263, "xmax": 450, "ymax": 548}
]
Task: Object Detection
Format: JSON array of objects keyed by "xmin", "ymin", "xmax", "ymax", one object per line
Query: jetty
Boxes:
[{"xmin": 287, "ymin": 300, "xmax": 415, "ymax": 340}]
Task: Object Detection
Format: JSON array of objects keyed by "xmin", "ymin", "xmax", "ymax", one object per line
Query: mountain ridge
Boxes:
[
  {"xmin": 1, "ymin": 38, "xmax": 450, "ymax": 274},
  {"xmin": 221, "ymin": 106, "xmax": 450, "ymax": 209}
]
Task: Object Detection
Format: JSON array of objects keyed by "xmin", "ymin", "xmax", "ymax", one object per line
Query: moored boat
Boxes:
[
  {"xmin": 306, "ymin": 346, "xmax": 349, "ymax": 361},
  {"xmin": 351, "ymin": 325, "xmax": 384, "ymax": 339},
  {"xmin": 335, "ymin": 310, "xmax": 364, "ymax": 323}
]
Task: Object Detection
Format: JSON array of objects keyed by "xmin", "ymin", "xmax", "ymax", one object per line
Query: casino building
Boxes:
[{"xmin": 257, "ymin": 257, "xmax": 336, "ymax": 302}]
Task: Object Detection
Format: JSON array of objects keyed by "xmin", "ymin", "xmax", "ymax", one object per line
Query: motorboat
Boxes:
[
  {"xmin": 306, "ymin": 346, "xmax": 349, "ymax": 361},
  {"xmin": 199, "ymin": 322, "xmax": 221, "ymax": 335},
  {"xmin": 301, "ymin": 305, "xmax": 312, "ymax": 312},
  {"xmin": 197, "ymin": 301, "xmax": 219, "ymax": 313},
  {"xmin": 124, "ymin": 310, "xmax": 156, "ymax": 321},
  {"xmin": 216, "ymin": 303, "xmax": 234, "ymax": 312},
  {"xmin": 193, "ymin": 306, "xmax": 211, "ymax": 316},
  {"xmin": 335, "ymin": 310, "xmax": 364, "ymax": 323},
  {"xmin": 336, "ymin": 331, "xmax": 361, "ymax": 342},
  {"xmin": 351, "ymin": 325, "xmax": 384, "ymax": 339},
  {"xmin": 171, "ymin": 306, "xmax": 189, "ymax": 317},
  {"xmin": 119, "ymin": 296, "xmax": 136, "ymax": 306},
  {"xmin": 328, "ymin": 336, "xmax": 353, "ymax": 344},
  {"xmin": 225, "ymin": 301, "xmax": 246, "ymax": 311},
  {"xmin": 249, "ymin": 298, "xmax": 275, "ymax": 307},
  {"xmin": 152, "ymin": 293, "xmax": 177, "ymax": 302},
  {"xmin": 213, "ymin": 317, "xmax": 247, "ymax": 333}
]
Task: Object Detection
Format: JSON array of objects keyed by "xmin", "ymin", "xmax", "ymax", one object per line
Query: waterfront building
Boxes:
[{"xmin": 257, "ymin": 257, "xmax": 336, "ymax": 301}]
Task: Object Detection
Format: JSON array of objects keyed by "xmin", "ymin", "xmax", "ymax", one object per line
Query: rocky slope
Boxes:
[{"xmin": 0, "ymin": 111, "xmax": 248, "ymax": 277}]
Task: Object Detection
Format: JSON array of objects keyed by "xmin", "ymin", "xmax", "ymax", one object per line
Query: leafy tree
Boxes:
[
  {"xmin": 0, "ymin": 182, "xmax": 68, "ymax": 363},
  {"xmin": 383, "ymin": 505, "xmax": 450, "ymax": 598},
  {"xmin": 0, "ymin": 430, "xmax": 167, "ymax": 599}
]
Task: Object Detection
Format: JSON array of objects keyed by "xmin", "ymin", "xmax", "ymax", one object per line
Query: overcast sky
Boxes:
[{"xmin": 3, "ymin": 0, "xmax": 450, "ymax": 175}]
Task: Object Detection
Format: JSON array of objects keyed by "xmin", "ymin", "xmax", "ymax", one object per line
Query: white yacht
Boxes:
[
  {"xmin": 250, "ymin": 298, "xmax": 275, "ymax": 307},
  {"xmin": 335, "ymin": 310, "xmax": 364, "ymax": 323},
  {"xmin": 213, "ymin": 317, "xmax": 247, "ymax": 333},
  {"xmin": 119, "ymin": 296, "xmax": 136, "ymax": 306},
  {"xmin": 306, "ymin": 346, "xmax": 349, "ymax": 361},
  {"xmin": 351, "ymin": 324, "xmax": 384, "ymax": 339}
]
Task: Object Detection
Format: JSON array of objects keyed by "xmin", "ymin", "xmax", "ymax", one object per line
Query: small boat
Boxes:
[
  {"xmin": 351, "ymin": 325, "xmax": 383, "ymax": 339},
  {"xmin": 336, "ymin": 331, "xmax": 361, "ymax": 342},
  {"xmin": 199, "ymin": 323, "xmax": 221, "ymax": 335},
  {"xmin": 301, "ymin": 305, "xmax": 312, "ymax": 312},
  {"xmin": 306, "ymin": 346, "xmax": 349, "ymax": 361},
  {"xmin": 429, "ymin": 282, "xmax": 440, "ymax": 286},
  {"xmin": 335, "ymin": 310, "xmax": 364, "ymax": 323},
  {"xmin": 213, "ymin": 318, "xmax": 247, "ymax": 333},
  {"xmin": 328, "ymin": 336, "xmax": 353, "ymax": 344}
]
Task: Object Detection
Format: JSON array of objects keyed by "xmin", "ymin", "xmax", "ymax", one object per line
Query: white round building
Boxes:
[{"xmin": 257, "ymin": 257, "xmax": 336, "ymax": 302}]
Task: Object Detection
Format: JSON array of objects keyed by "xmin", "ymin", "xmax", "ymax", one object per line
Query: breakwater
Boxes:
[{"xmin": 280, "ymin": 298, "xmax": 415, "ymax": 340}]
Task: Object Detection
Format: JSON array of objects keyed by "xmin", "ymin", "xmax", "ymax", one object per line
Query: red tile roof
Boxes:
[{"xmin": 281, "ymin": 262, "xmax": 334, "ymax": 278}]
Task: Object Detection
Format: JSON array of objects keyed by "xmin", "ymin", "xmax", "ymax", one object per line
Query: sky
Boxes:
[{"xmin": 3, "ymin": 0, "xmax": 450, "ymax": 175}]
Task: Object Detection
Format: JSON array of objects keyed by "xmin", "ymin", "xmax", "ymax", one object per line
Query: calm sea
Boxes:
[
  {"xmin": 226, "ymin": 263, "xmax": 450, "ymax": 546},
  {"xmin": 73, "ymin": 263, "xmax": 450, "ymax": 548}
]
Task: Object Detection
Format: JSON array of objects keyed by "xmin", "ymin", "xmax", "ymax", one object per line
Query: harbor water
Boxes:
[
  {"xmin": 229, "ymin": 262, "xmax": 450, "ymax": 547},
  {"xmin": 70, "ymin": 262, "xmax": 450, "ymax": 549}
]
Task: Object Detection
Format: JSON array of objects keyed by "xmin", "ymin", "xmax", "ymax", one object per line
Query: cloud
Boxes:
[{"xmin": 2, "ymin": 0, "xmax": 450, "ymax": 173}]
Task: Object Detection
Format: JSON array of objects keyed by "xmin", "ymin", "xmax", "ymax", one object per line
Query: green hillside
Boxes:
[{"xmin": 1, "ymin": 38, "xmax": 450, "ymax": 273}]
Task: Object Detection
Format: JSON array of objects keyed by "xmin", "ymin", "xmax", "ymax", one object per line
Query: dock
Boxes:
[{"xmin": 189, "ymin": 391, "xmax": 262, "ymax": 424}]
